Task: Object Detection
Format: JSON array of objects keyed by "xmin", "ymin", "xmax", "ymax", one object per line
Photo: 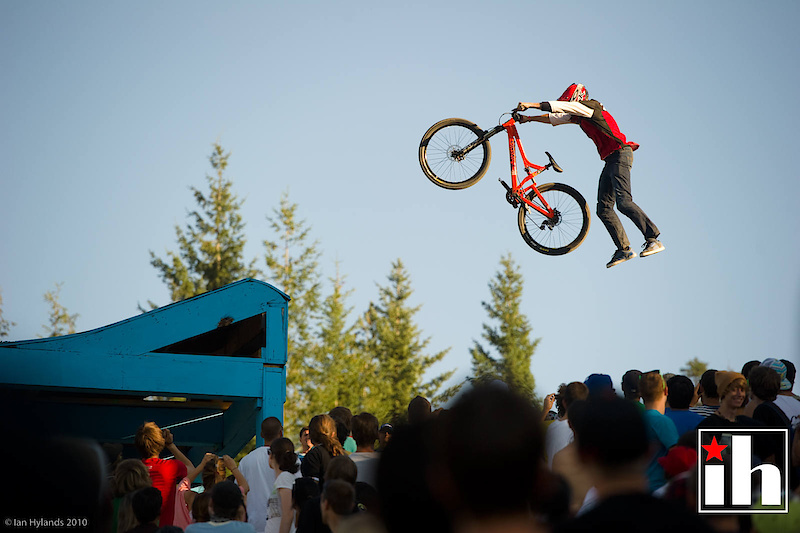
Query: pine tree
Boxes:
[
  {"xmin": 469, "ymin": 254, "xmax": 539, "ymax": 400},
  {"xmin": 39, "ymin": 282, "xmax": 79, "ymax": 337},
  {"xmin": 263, "ymin": 191, "xmax": 322, "ymax": 433},
  {"xmin": 359, "ymin": 259, "xmax": 453, "ymax": 422},
  {"xmin": 149, "ymin": 143, "xmax": 259, "ymax": 303},
  {"xmin": 304, "ymin": 265, "xmax": 372, "ymax": 420},
  {"xmin": 0, "ymin": 288, "xmax": 15, "ymax": 339},
  {"xmin": 680, "ymin": 357, "xmax": 709, "ymax": 383}
]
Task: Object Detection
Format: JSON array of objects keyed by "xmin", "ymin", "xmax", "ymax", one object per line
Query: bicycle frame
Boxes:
[{"xmin": 482, "ymin": 119, "xmax": 556, "ymax": 218}]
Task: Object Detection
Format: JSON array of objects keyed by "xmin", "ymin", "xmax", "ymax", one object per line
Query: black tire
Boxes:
[
  {"xmin": 419, "ymin": 118, "xmax": 491, "ymax": 190},
  {"xmin": 517, "ymin": 183, "xmax": 590, "ymax": 255}
]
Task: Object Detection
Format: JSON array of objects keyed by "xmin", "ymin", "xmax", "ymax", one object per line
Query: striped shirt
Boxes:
[{"xmin": 689, "ymin": 405, "xmax": 720, "ymax": 418}]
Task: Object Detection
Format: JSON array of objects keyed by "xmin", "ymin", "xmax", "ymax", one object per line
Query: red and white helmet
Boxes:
[{"xmin": 557, "ymin": 83, "xmax": 588, "ymax": 102}]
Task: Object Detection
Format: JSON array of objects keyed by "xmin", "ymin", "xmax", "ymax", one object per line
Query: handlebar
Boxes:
[{"xmin": 500, "ymin": 110, "xmax": 524, "ymax": 125}]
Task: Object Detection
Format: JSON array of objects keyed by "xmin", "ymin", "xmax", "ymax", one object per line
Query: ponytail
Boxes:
[
  {"xmin": 309, "ymin": 414, "xmax": 345, "ymax": 457},
  {"xmin": 270, "ymin": 437, "xmax": 299, "ymax": 474}
]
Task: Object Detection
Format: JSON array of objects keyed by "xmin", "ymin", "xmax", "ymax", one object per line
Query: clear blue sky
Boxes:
[{"xmin": 2, "ymin": 1, "xmax": 799, "ymax": 402}]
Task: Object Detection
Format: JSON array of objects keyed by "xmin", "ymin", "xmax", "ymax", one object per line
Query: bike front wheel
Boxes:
[
  {"xmin": 517, "ymin": 183, "xmax": 590, "ymax": 256},
  {"xmin": 419, "ymin": 118, "xmax": 491, "ymax": 190}
]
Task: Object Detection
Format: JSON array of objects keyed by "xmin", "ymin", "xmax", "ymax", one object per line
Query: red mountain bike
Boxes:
[{"xmin": 418, "ymin": 111, "xmax": 590, "ymax": 255}]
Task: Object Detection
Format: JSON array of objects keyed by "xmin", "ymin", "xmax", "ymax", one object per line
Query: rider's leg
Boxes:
[
  {"xmin": 597, "ymin": 154, "xmax": 631, "ymax": 251},
  {"xmin": 608, "ymin": 147, "xmax": 660, "ymax": 242}
]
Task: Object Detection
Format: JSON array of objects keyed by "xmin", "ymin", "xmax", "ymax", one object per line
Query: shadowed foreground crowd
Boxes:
[{"xmin": 6, "ymin": 358, "xmax": 800, "ymax": 533}]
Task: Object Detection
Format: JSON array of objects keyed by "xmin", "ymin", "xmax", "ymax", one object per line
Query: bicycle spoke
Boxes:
[{"xmin": 425, "ymin": 124, "xmax": 485, "ymax": 185}]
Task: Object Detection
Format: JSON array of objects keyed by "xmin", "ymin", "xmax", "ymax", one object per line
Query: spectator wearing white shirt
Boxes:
[{"xmin": 238, "ymin": 417, "xmax": 283, "ymax": 533}]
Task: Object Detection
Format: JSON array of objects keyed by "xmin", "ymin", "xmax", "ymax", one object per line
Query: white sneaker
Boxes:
[{"xmin": 640, "ymin": 240, "xmax": 665, "ymax": 257}]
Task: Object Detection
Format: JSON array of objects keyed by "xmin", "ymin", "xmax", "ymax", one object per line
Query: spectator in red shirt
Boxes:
[{"xmin": 134, "ymin": 422, "xmax": 187, "ymax": 527}]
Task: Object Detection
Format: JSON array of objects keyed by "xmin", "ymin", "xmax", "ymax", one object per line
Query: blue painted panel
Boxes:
[
  {"xmin": 0, "ymin": 279, "xmax": 289, "ymax": 357},
  {"xmin": 0, "ymin": 279, "xmax": 290, "ymax": 457},
  {"xmin": 0, "ymin": 351, "xmax": 264, "ymax": 398}
]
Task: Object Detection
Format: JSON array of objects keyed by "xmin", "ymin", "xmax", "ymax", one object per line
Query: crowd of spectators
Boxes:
[{"xmin": 8, "ymin": 358, "xmax": 800, "ymax": 533}]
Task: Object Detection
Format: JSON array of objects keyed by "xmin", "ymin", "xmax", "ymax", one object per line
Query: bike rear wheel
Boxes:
[
  {"xmin": 419, "ymin": 118, "xmax": 491, "ymax": 190},
  {"xmin": 517, "ymin": 183, "xmax": 590, "ymax": 255}
]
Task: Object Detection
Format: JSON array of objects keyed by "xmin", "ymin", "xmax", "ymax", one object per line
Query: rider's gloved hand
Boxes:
[{"xmin": 515, "ymin": 102, "xmax": 529, "ymax": 112}]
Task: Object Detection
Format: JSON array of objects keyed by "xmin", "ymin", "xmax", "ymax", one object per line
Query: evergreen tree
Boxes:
[
  {"xmin": 149, "ymin": 143, "xmax": 259, "ymax": 303},
  {"xmin": 469, "ymin": 254, "xmax": 539, "ymax": 400},
  {"xmin": 680, "ymin": 357, "xmax": 709, "ymax": 383},
  {"xmin": 359, "ymin": 259, "xmax": 453, "ymax": 422},
  {"xmin": 263, "ymin": 191, "xmax": 322, "ymax": 433},
  {"xmin": 304, "ymin": 265, "xmax": 372, "ymax": 419},
  {"xmin": 0, "ymin": 288, "xmax": 15, "ymax": 339},
  {"xmin": 39, "ymin": 282, "xmax": 79, "ymax": 337}
]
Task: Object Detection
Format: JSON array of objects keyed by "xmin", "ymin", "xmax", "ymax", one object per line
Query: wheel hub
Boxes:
[
  {"xmin": 539, "ymin": 209, "xmax": 561, "ymax": 230},
  {"xmin": 448, "ymin": 146, "xmax": 466, "ymax": 162}
]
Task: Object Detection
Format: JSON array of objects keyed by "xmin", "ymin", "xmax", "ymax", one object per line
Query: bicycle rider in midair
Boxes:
[{"xmin": 516, "ymin": 84, "xmax": 664, "ymax": 268}]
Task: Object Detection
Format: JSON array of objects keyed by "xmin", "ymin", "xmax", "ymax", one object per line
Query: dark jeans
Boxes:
[{"xmin": 596, "ymin": 146, "xmax": 659, "ymax": 251}]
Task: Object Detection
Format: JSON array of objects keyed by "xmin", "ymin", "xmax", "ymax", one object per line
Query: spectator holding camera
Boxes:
[
  {"xmin": 545, "ymin": 382, "xmax": 589, "ymax": 469},
  {"xmin": 134, "ymin": 422, "xmax": 188, "ymax": 527}
]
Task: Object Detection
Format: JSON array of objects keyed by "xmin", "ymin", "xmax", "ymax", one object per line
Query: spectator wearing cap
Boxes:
[
  {"xmin": 781, "ymin": 359, "xmax": 798, "ymax": 397},
  {"xmin": 763, "ymin": 358, "xmax": 800, "ymax": 430},
  {"xmin": 377, "ymin": 424, "xmax": 393, "ymax": 451},
  {"xmin": 584, "ymin": 374, "xmax": 615, "ymax": 399},
  {"xmin": 690, "ymin": 370, "xmax": 720, "ymax": 418},
  {"xmin": 639, "ymin": 371, "xmax": 679, "ymax": 493},
  {"xmin": 545, "ymin": 382, "xmax": 589, "ymax": 469},
  {"xmin": 697, "ymin": 372, "xmax": 749, "ymax": 428},
  {"xmin": 186, "ymin": 481, "xmax": 253, "ymax": 533},
  {"xmin": 664, "ymin": 375, "xmax": 703, "ymax": 437},
  {"xmin": 621, "ymin": 369, "xmax": 643, "ymax": 407}
]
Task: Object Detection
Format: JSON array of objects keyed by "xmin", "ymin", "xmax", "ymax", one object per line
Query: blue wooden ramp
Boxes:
[{"xmin": 0, "ymin": 278, "xmax": 289, "ymax": 461}]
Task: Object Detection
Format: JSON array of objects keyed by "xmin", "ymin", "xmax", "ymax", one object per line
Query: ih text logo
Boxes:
[{"xmin": 697, "ymin": 428, "xmax": 789, "ymax": 514}]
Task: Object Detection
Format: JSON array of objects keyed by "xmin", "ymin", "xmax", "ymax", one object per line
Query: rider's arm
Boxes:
[
  {"xmin": 544, "ymin": 101, "xmax": 594, "ymax": 117},
  {"xmin": 518, "ymin": 101, "xmax": 593, "ymax": 117},
  {"xmin": 517, "ymin": 101, "xmax": 587, "ymax": 125},
  {"xmin": 519, "ymin": 114, "xmax": 552, "ymax": 124},
  {"xmin": 517, "ymin": 102, "xmax": 543, "ymax": 111}
]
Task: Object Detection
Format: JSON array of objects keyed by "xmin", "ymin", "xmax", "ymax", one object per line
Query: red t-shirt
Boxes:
[{"xmin": 142, "ymin": 457, "xmax": 187, "ymax": 526}]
